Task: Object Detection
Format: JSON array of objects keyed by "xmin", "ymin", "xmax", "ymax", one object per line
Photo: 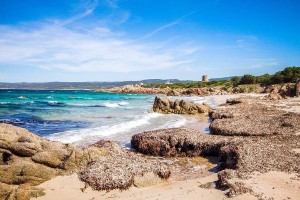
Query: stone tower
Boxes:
[{"xmin": 202, "ymin": 75, "xmax": 209, "ymax": 82}]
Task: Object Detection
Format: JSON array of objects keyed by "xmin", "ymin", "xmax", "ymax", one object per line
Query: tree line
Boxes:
[{"xmin": 232, "ymin": 66, "xmax": 300, "ymax": 86}]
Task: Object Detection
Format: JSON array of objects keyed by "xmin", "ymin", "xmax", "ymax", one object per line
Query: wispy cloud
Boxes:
[
  {"xmin": 0, "ymin": 22, "xmax": 196, "ymax": 73},
  {"xmin": 143, "ymin": 11, "xmax": 198, "ymax": 39},
  {"xmin": 55, "ymin": 0, "xmax": 99, "ymax": 26},
  {"xmin": 143, "ymin": 21, "xmax": 179, "ymax": 39},
  {"xmin": 105, "ymin": 0, "xmax": 121, "ymax": 9}
]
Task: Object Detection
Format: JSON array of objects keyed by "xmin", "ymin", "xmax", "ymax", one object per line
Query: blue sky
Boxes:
[{"xmin": 0, "ymin": 0, "xmax": 299, "ymax": 82}]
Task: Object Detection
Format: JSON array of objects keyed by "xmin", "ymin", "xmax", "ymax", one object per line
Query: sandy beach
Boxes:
[
  {"xmin": 36, "ymin": 173, "xmax": 258, "ymax": 200},
  {"xmin": 36, "ymin": 170, "xmax": 300, "ymax": 200}
]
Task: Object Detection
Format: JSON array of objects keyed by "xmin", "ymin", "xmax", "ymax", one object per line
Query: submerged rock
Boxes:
[{"xmin": 152, "ymin": 96, "xmax": 211, "ymax": 115}]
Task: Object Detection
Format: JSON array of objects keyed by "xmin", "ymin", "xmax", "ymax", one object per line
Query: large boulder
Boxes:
[
  {"xmin": 0, "ymin": 124, "xmax": 171, "ymax": 198},
  {"xmin": 0, "ymin": 123, "xmax": 107, "ymax": 199},
  {"xmin": 78, "ymin": 140, "xmax": 170, "ymax": 191},
  {"xmin": 167, "ymin": 89, "xmax": 180, "ymax": 96},
  {"xmin": 131, "ymin": 127, "xmax": 239, "ymax": 157},
  {"xmin": 152, "ymin": 96, "xmax": 211, "ymax": 114}
]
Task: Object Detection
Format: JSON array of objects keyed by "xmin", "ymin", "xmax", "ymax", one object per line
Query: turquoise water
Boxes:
[
  {"xmin": 0, "ymin": 90, "xmax": 196, "ymax": 146},
  {"xmin": 0, "ymin": 89, "xmax": 215, "ymax": 146}
]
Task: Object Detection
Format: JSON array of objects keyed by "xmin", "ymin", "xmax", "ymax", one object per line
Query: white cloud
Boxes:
[
  {"xmin": 143, "ymin": 11, "xmax": 198, "ymax": 39},
  {"xmin": 0, "ymin": 1, "xmax": 199, "ymax": 74},
  {"xmin": 143, "ymin": 21, "xmax": 179, "ymax": 39},
  {"xmin": 0, "ymin": 22, "xmax": 195, "ymax": 73}
]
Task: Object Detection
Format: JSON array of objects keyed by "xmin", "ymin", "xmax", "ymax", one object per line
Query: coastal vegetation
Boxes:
[{"xmin": 142, "ymin": 66, "xmax": 300, "ymax": 89}]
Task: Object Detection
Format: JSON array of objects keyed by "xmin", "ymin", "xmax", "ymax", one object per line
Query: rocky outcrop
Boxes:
[
  {"xmin": 131, "ymin": 97, "xmax": 300, "ymax": 197},
  {"xmin": 264, "ymin": 83, "xmax": 296, "ymax": 99},
  {"xmin": 209, "ymin": 99, "xmax": 300, "ymax": 136},
  {"xmin": 131, "ymin": 128, "xmax": 300, "ymax": 175},
  {"xmin": 0, "ymin": 124, "xmax": 171, "ymax": 198},
  {"xmin": 131, "ymin": 127, "xmax": 240, "ymax": 157},
  {"xmin": 96, "ymin": 84, "xmax": 167, "ymax": 94},
  {"xmin": 152, "ymin": 96, "xmax": 211, "ymax": 114},
  {"xmin": 79, "ymin": 140, "xmax": 170, "ymax": 191},
  {"xmin": 166, "ymin": 89, "xmax": 180, "ymax": 96},
  {"xmin": 0, "ymin": 124, "xmax": 112, "ymax": 199},
  {"xmin": 97, "ymin": 83, "xmax": 300, "ymax": 99}
]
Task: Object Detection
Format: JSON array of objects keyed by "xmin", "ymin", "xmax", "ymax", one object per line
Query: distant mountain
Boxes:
[{"xmin": 0, "ymin": 79, "xmax": 193, "ymax": 90}]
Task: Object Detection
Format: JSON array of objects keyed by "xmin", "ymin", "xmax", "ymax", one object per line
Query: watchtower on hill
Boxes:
[{"xmin": 202, "ymin": 75, "xmax": 209, "ymax": 82}]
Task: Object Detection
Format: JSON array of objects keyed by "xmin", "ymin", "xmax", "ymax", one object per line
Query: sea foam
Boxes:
[{"xmin": 47, "ymin": 113, "xmax": 161, "ymax": 143}]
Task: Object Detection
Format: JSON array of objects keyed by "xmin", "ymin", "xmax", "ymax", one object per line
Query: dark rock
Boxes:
[
  {"xmin": 131, "ymin": 127, "xmax": 240, "ymax": 157},
  {"xmin": 226, "ymin": 98, "xmax": 243, "ymax": 105}
]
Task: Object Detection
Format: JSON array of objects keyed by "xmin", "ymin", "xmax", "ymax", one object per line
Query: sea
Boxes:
[{"xmin": 0, "ymin": 89, "xmax": 216, "ymax": 147}]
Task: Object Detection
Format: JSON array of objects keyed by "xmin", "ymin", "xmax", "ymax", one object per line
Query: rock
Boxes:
[
  {"xmin": 96, "ymin": 85, "xmax": 167, "ymax": 94},
  {"xmin": 131, "ymin": 127, "xmax": 239, "ymax": 157},
  {"xmin": 132, "ymin": 97, "xmax": 300, "ymax": 197},
  {"xmin": 152, "ymin": 96, "xmax": 211, "ymax": 115},
  {"xmin": 264, "ymin": 83, "xmax": 297, "ymax": 99},
  {"xmin": 31, "ymin": 151, "xmax": 64, "ymax": 168},
  {"xmin": 0, "ymin": 160, "xmax": 57, "ymax": 185},
  {"xmin": 167, "ymin": 89, "xmax": 180, "ymax": 96},
  {"xmin": 296, "ymin": 80, "xmax": 300, "ymax": 97},
  {"xmin": 226, "ymin": 98, "xmax": 243, "ymax": 105},
  {"xmin": 8, "ymin": 142, "xmax": 41, "ymax": 157},
  {"xmin": 0, "ymin": 182, "xmax": 14, "ymax": 200},
  {"xmin": 78, "ymin": 140, "xmax": 170, "ymax": 191},
  {"xmin": 0, "ymin": 183, "xmax": 45, "ymax": 200},
  {"xmin": 209, "ymin": 100, "xmax": 300, "ymax": 136},
  {"xmin": 0, "ymin": 123, "xmax": 107, "ymax": 200},
  {"xmin": 267, "ymin": 92, "xmax": 283, "ymax": 100}
]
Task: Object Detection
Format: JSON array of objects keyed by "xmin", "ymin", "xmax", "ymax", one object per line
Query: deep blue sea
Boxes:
[{"xmin": 0, "ymin": 89, "xmax": 214, "ymax": 147}]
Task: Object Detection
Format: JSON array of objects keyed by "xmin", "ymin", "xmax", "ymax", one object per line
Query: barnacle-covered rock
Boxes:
[{"xmin": 78, "ymin": 141, "xmax": 170, "ymax": 191}]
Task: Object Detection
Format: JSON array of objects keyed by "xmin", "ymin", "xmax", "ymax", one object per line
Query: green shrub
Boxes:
[{"xmin": 239, "ymin": 74, "xmax": 256, "ymax": 84}]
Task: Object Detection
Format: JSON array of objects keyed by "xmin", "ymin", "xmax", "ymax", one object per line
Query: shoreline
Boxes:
[
  {"xmin": 1, "ymin": 93, "xmax": 299, "ymax": 200},
  {"xmin": 31, "ymin": 94, "xmax": 258, "ymax": 200}
]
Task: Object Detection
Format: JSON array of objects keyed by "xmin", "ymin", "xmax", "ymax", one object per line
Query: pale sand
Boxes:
[
  {"xmin": 36, "ymin": 173, "xmax": 257, "ymax": 200},
  {"xmin": 209, "ymin": 93, "xmax": 267, "ymax": 106},
  {"xmin": 35, "ymin": 170, "xmax": 300, "ymax": 200},
  {"xmin": 233, "ymin": 171, "xmax": 300, "ymax": 200}
]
